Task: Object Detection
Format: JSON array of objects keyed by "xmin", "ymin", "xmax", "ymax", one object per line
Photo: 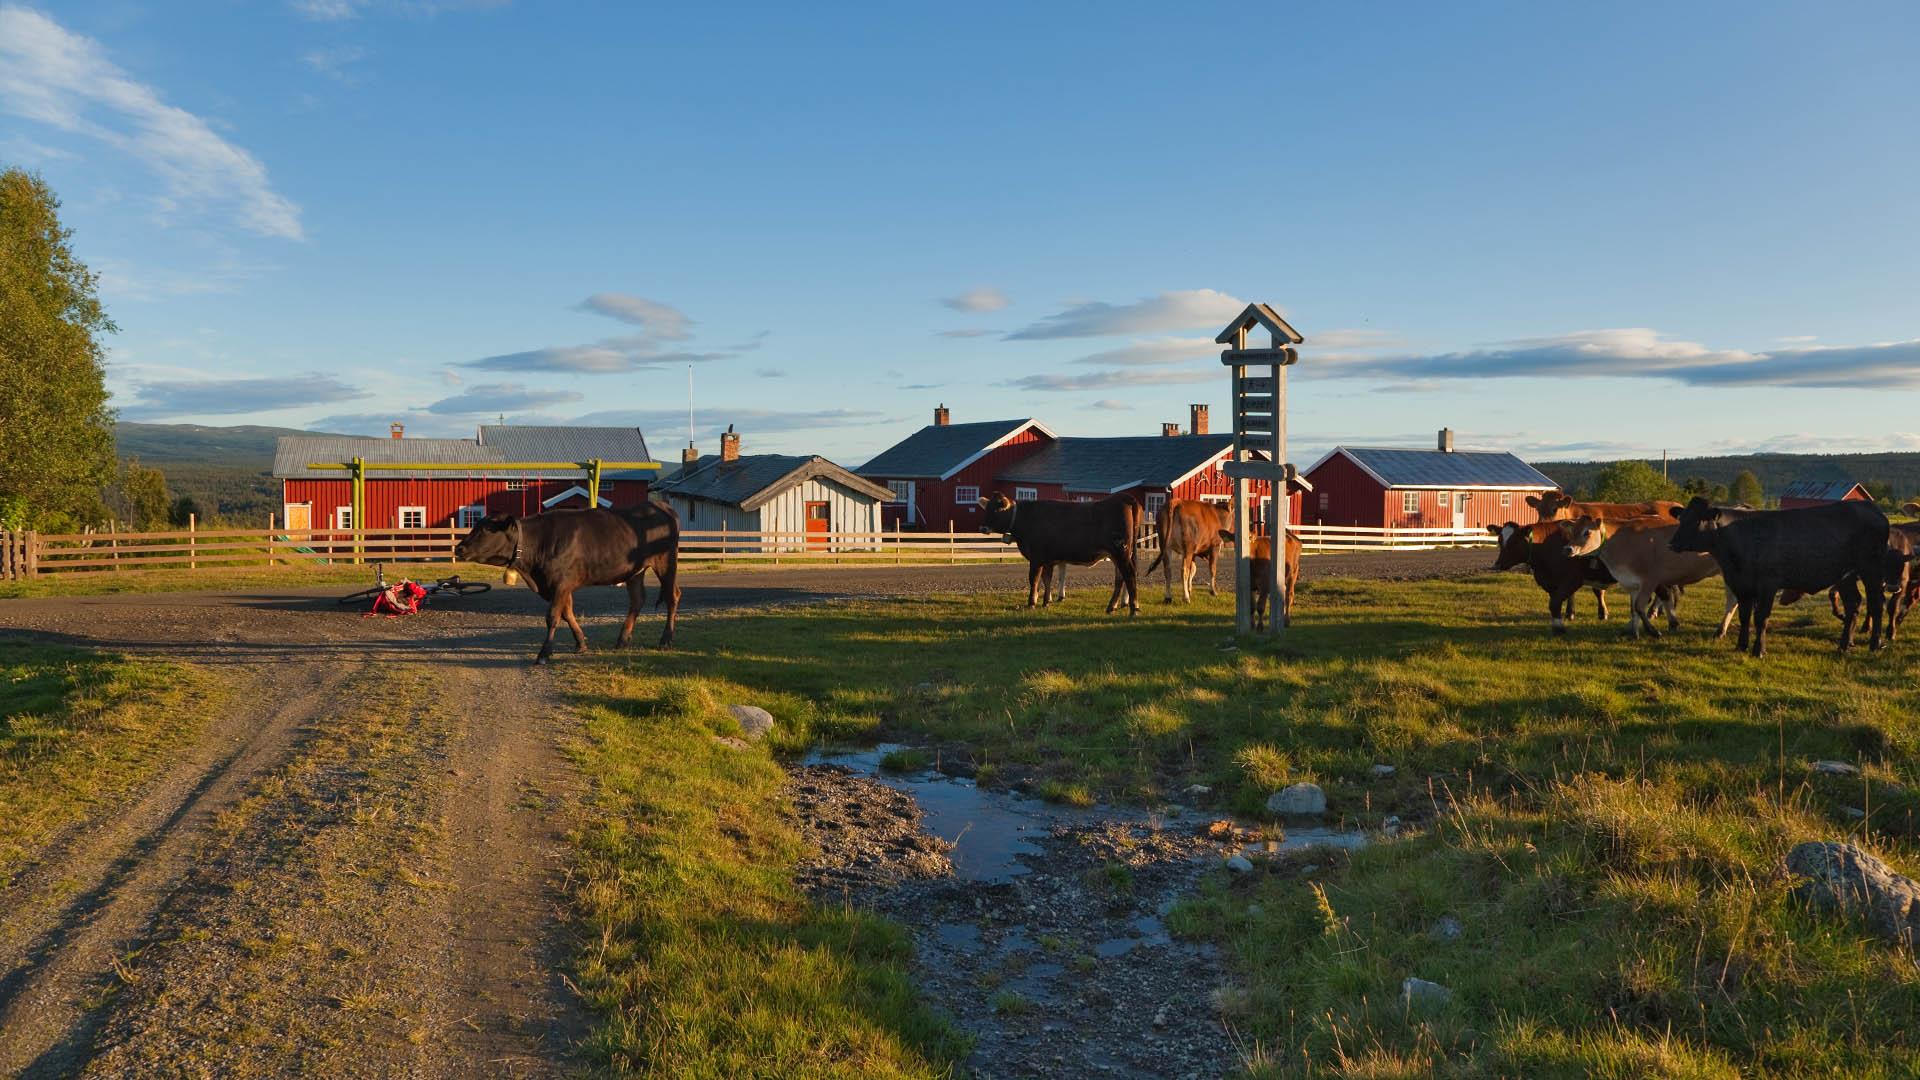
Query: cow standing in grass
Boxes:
[
  {"xmin": 1561, "ymin": 515, "xmax": 1726, "ymax": 639},
  {"xmin": 1227, "ymin": 530, "xmax": 1303, "ymax": 628},
  {"xmin": 1144, "ymin": 499, "xmax": 1231, "ymax": 603},
  {"xmin": 1489, "ymin": 520, "xmax": 1614, "ymax": 631},
  {"xmin": 978, "ymin": 493, "xmax": 1140, "ymax": 614},
  {"xmin": 1528, "ymin": 490, "xmax": 1682, "ymax": 524},
  {"xmin": 455, "ymin": 503, "xmax": 681, "ymax": 664},
  {"xmin": 1669, "ymin": 496, "xmax": 1889, "ymax": 657}
]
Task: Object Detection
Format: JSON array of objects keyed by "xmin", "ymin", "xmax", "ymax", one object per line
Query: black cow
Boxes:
[
  {"xmin": 455, "ymin": 503, "xmax": 681, "ymax": 663},
  {"xmin": 1669, "ymin": 496, "xmax": 1889, "ymax": 656},
  {"xmin": 978, "ymin": 493, "xmax": 1140, "ymax": 614},
  {"xmin": 1488, "ymin": 520, "xmax": 1614, "ymax": 633}
]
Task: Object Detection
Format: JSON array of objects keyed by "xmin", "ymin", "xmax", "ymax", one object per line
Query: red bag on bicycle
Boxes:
[{"xmin": 365, "ymin": 579, "xmax": 427, "ymax": 617}]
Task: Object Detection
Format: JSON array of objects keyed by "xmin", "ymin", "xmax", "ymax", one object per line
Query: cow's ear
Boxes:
[
  {"xmin": 1524, "ymin": 495, "xmax": 1542, "ymax": 509},
  {"xmin": 1485, "ymin": 524, "xmax": 1502, "ymax": 535},
  {"xmin": 1668, "ymin": 506, "xmax": 1684, "ymax": 520},
  {"xmin": 976, "ymin": 496, "xmax": 989, "ymax": 508}
]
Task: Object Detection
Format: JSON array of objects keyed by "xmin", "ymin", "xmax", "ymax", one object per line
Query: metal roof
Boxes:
[
  {"xmin": 856, "ymin": 419, "xmax": 1042, "ymax": 479},
  {"xmin": 1309, "ymin": 446, "xmax": 1557, "ymax": 490},
  {"xmin": 1779, "ymin": 478, "xmax": 1867, "ymax": 502},
  {"xmin": 658, "ymin": 453, "xmax": 891, "ymax": 510},
  {"xmin": 273, "ymin": 425, "xmax": 656, "ymax": 480},
  {"xmin": 995, "ymin": 435, "xmax": 1237, "ymax": 493}
]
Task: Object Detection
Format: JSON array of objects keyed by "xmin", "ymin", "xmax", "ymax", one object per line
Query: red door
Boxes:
[{"xmin": 805, "ymin": 501, "xmax": 830, "ymax": 548}]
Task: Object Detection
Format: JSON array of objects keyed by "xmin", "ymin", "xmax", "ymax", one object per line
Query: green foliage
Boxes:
[
  {"xmin": 1541, "ymin": 454, "xmax": 1920, "ymax": 507},
  {"xmin": 1681, "ymin": 476, "xmax": 1729, "ymax": 501},
  {"xmin": 1591, "ymin": 459, "xmax": 1681, "ymax": 504},
  {"xmin": 167, "ymin": 495, "xmax": 201, "ymax": 527},
  {"xmin": 1731, "ymin": 468, "xmax": 1765, "ymax": 507},
  {"xmin": 0, "ymin": 168, "xmax": 116, "ymax": 530},
  {"xmin": 106, "ymin": 456, "xmax": 172, "ymax": 530}
]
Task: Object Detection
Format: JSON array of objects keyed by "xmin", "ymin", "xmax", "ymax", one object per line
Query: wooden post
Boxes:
[
  {"xmin": 949, "ymin": 526, "xmax": 957, "ymax": 565},
  {"xmin": 25, "ymin": 531, "xmax": 38, "ymax": 579},
  {"xmin": 1230, "ymin": 324, "xmax": 1251, "ymax": 636},
  {"xmin": 189, "ymin": 513, "xmax": 197, "ymax": 571},
  {"xmin": 110, "ymin": 520, "xmax": 120, "ymax": 572},
  {"xmin": 1269, "ymin": 360, "xmax": 1287, "ymax": 635},
  {"xmin": 268, "ymin": 513, "xmax": 276, "ymax": 567}
]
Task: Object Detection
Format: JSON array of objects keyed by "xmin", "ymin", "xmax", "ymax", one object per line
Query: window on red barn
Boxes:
[
  {"xmin": 506, "ymin": 479, "xmax": 527, "ymax": 491},
  {"xmin": 1401, "ymin": 491, "xmax": 1420, "ymax": 514},
  {"xmin": 886, "ymin": 481, "xmax": 912, "ymax": 504},
  {"xmin": 399, "ymin": 506, "xmax": 427, "ymax": 529},
  {"xmin": 955, "ymin": 485, "xmax": 980, "ymax": 504},
  {"xmin": 1015, "ymin": 486, "xmax": 1038, "ymax": 501},
  {"xmin": 335, "ymin": 506, "xmax": 354, "ymax": 529},
  {"xmin": 1144, "ymin": 492, "xmax": 1166, "ymax": 516},
  {"xmin": 458, "ymin": 504, "xmax": 485, "ymax": 528}
]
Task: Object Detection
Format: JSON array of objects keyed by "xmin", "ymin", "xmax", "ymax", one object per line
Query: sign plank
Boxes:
[
  {"xmin": 1239, "ymin": 415, "xmax": 1274, "ymax": 434},
  {"xmin": 1241, "ymin": 376, "xmax": 1275, "ymax": 395}
]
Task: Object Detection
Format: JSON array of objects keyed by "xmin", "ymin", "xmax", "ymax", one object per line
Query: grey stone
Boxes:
[
  {"xmin": 1370, "ymin": 764, "xmax": 1397, "ymax": 778},
  {"xmin": 1812, "ymin": 760, "xmax": 1861, "ymax": 776},
  {"xmin": 1787, "ymin": 840, "xmax": 1920, "ymax": 950},
  {"xmin": 1266, "ymin": 782, "xmax": 1327, "ymax": 817},
  {"xmin": 1843, "ymin": 807, "xmax": 1867, "ymax": 820},
  {"xmin": 1225, "ymin": 854, "xmax": 1255, "ymax": 874},
  {"xmin": 1381, "ymin": 815, "xmax": 1403, "ymax": 838},
  {"xmin": 728, "ymin": 704, "xmax": 776, "ymax": 741},
  {"xmin": 1429, "ymin": 916, "xmax": 1464, "ymax": 941},
  {"xmin": 1185, "ymin": 784, "xmax": 1213, "ymax": 797},
  {"xmin": 1401, "ymin": 976, "xmax": 1453, "ymax": 1010}
]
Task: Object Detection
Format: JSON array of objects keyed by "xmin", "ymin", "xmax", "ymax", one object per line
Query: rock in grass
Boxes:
[
  {"xmin": 1266, "ymin": 782, "xmax": 1327, "ymax": 817},
  {"xmin": 1225, "ymin": 854, "xmax": 1255, "ymax": 874},
  {"xmin": 1812, "ymin": 760, "xmax": 1861, "ymax": 776},
  {"xmin": 728, "ymin": 704, "xmax": 776, "ymax": 741},
  {"xmin": 1787, "ymin": 840, "xmax": 1920, "ymax": 950},
  {"xmin": 1370, "ymin": 764, "xmax": 1397, "ymax": 778},
  {"xmin": 1429, "ymin": 915, "xmax": 1463, "ymax": 942},
  {"xmin": 1401, "ymin": 977, "xmax": 1453, "ymax": 1010}
]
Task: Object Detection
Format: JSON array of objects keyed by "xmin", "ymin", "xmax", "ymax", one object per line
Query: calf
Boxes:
[
  {"xmin": 978, "ymin": 493, "xmax": 1141, "ymax": 614},
  {"xmin": 1221, "ymin": 530, "xmax": 1304, "ymax": 628},
  {"xmin": 1562, "ymin": 515, "xmax": 1725, "ymax": 639},
  {"xmin": 1669, "ymin": 496, "xmax": 1889, "ymax": 656},
  {"xmin": 1145, "ymin": 499, "xmax": 1231, "ymax": 603},
  {"xmin": 455, "ymin": 503, "xmax": 681, "ymax": 663},
  {"xmin": 1488, "ymin": 520, "xmax": 1613, "ymax": 633},
  {"xmin": 1528, "ymin": 490, "xmax": 1683, "ymax": 524}
]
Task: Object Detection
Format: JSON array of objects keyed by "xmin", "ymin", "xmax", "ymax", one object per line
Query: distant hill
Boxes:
[
  {"xmin": 113, "ymin": 422, "xmax": 350, "ymax": 524},
  {"xmin": 1532, "ymin": 452, "xmax": 1920, "ymax": 502}
]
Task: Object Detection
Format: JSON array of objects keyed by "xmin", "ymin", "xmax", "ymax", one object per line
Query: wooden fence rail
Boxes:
[{"xmin": 0, "ymin": 522, "xmax": 1491, "ymax": 579}]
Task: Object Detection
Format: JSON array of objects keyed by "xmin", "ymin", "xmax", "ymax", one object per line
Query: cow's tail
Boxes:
[{"xmin": 654, "ymin": 500, "xmax": 682, "ymax": 610}]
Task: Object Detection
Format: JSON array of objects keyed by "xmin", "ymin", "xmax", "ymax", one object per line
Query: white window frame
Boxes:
[
  {"xmin": 1318, "ymin": 492, "xmax": 1330, "ymax": 512},
  {"xmin": 457, "ymin": 504, "xmax": 485, "ymax": 528},
  {"xmin": 1401, "ymin": 490, "xmax": 1420, "ymax": 514},
  {"xmin": 1144, "ymin": 492, "xmax": 1167, "ymax": 517},
  {"xmin": 398, "ymin": 506, "xmax": 427, "ymax": 529},
  {"xmin": 335, "ymin": 505, "xmax": 354, "ymax": 529},
  {"xmin": 886, "ymin": 480, "xmax": 912, "ymax": 504},
  {"xmin": 1014, "ymin": 486, "xmax": 1039, "ymax": 502},
  {"xmin": 505, "ymin": 479, "xmax": 527, "ymax": 491},
  {"xmin": 1500, "ymin": 491, "xmax": 1512, "ymax": 507},
  {"xmin": 1075, "ymin": 495, "xmax": 1094, "ymax": 503},
  {"xmin": 955, "ymin": 485, "xmax": 980, "ymax": 505}
]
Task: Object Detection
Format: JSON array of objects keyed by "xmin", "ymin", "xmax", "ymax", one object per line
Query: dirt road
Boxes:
[{"xmin": 0, "ymin": 550, "xmax": 1490, "ymax": 1074}]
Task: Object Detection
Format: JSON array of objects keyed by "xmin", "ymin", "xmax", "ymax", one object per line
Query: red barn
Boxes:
[
  {"xmin": 994, "ymin": 434, "xmax": 1298, "ymax": 532},
  {"xmin": 273, "ymin": 424, "xmax": 656, "ymax": 531},
  {"xmin": 857, "ymin": 407, "xmax": 1056, "ymax": 531},
  {"xmin": 1302, "ymin": 430, "xmax": 1556, "ymax": 530},
  {"xmin": 1777, "ymin": 478, "xmax": 1872, "ymax": 510}
]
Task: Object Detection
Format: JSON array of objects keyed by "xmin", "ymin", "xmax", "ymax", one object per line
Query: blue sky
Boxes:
[{"xmin": 3, "ymin": 1, "xmax": 1916, "ymax": 465}]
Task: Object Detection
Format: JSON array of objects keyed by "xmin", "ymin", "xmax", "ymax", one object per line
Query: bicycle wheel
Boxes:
[
  {"xmin": 337, "ymin": 587, "xmax": 382, "ymax": 606},
  {"xmin": 439, "ymin": 579, "xmax": 491, "ymax": 597}
]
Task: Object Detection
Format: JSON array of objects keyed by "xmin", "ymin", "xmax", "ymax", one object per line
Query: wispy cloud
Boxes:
[
  {"xmin": 465, "ymin": 293, "xmax": 733, "ymax": 373},
  {"xmin": 1001, "ymin": 368, "xmax": 1215, "ymax": 392},
  {"xmin": 301, "ymin": 44, "xmax": 368, "ymax": 83},
  {"xmin": 936, "ymin": 328, "xmax": 996, "ymax": 338},
  {"xmin": 121, "ymin": 374, "xmax": 366, "ymax": 418},
  {"xmin": 899, "ymin": 382, "xmax": 943, "ymax": 390},
  {"xmin": 1071, "ymin": 337, "xmax": 1217, "ymax": 367},
  {"xmin": 426, "ymin": 382, "xmax": 582, "ymax": 414},
  {"xmin": 290, "ymin": 0, "xmax": 506, "ymax": 20},
  {"xmin": 1005, "ymin": 289, "xmax": 1245, "ymax": 340},
  {"xmin": 1087, "ymin": 399, "xmax": 1133, "ymax": 411},
  {"xmin": 754, "ymin": 368, "xmax": 787, "ymax": 378},
  {"xmin": 571, "ymin": 406, "xmax": 887, "ymax": 436},
  {"xmin": 940, "ymin": 286, "xmax": 1010, "ymax": 313},
  {"xmin": 1326, "ymin": 329, "xmax": 1920, "ymax": 390},
  {"xmin": 0, "ymin": 7, "xmax": 303, "ymax": 239},
  {"xmin": 577, "ymin": 293, "xmax": 694, "ymax": 340}
]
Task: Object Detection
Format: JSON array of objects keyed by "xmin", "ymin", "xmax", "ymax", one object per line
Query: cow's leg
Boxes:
[
  {"xmin": 1752, "ymin": 590, "xmax": 1778, "ymax": 657},
  {"xmin": 1550, "ymin": 587, "xmax": 1572, "ymax": 635},
  {"xmin": 1733, "ymin": 594, "xmax": 1753, "ymax": 653},
  {"xmin": 1115, "ymin": 544, "xmax": 1139, "ymax": 615},
  {"xmin": 1179, "ymin": 552, "xmax": 1197, "ymax": 604},
  {"xmin": 656, "ymin": 557, "xmax": 680, "ymax": 648},
  {"xmin": 1037, "ymin": 564, "xmax": 1053, "ymax": 607},
  {"xmin": 616, "ymin": 576, "xmax": 645, "ymax": 648},
  {"xmin": 1054, "ymin": 564, "xmax": 1067, "ymax": 602},
  {"xmin": 558, "ymin": 589, "xmax": 589, "ymax": 654},
  {"xmin": 1027, "ymin": 562, "xmax": 1044, "ymax": 608},
  {"xmin": 1162, "ymin": 542, "xmax": 1177, "ymax": 602},
  {"xmin": 1866, "ymin": 572, "xmax": 1886, "ymax": 651},
  {"xmin": 1207, "ymin": 552, "xmax": 1219, "ymax": 597},
  {"xmin": 1591, "ymin": 586, "xmax": 1607, "ymax": 622},
  {"xmin": 1635, "ymin": 585, "xmax": 1661, "ymax": 639},
  {"xmin": 537, "ymin": 595, "xmax": 563, "ymax": 664},
  {"xmin": 1834, "ymin": 578, "xmax": 1862, "ymax": 651},
  {"xmin": 1717, "ymin": 584, "xmax": 1739, "ymax": 639},
  {"xmin": 1104, "ymin": 557, "xmax": 1126, "ymax": 614}
]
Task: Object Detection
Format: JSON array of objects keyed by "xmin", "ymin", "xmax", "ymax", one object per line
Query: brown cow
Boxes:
[
  {"xmin": 1528, "ymin": 490, "xmax": 1682, "ymax": 524},
  {"xmin": 454, "ymin": 504, "xmax": 680, "ymax": 663},
  {"xmin": 1561, "ymin": 515, "xmax": 1726, "ymax": 639},
  {"xmin": 1144, "ymin": 499, "xmax": 1231, "ymax": 603},
  {"xmin": 1224, "ymin": 530, "xmax": 1303, "ymax": 628},
  {"xmin": 978, "ymin": 493, "xmax": 1141, "ymax": 614}
]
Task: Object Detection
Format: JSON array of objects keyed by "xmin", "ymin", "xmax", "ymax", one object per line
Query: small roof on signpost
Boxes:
[{"xmin": 1213, "ymin": 302, "xmax": 1303, "ymax": 347}]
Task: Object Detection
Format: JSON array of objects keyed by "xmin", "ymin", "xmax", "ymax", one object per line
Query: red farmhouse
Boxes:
[
  {"xmin": 273, "ymin": 424, "xmax": 655, "ymax": 531},
  {"xmin": 858, "ymin": 405, "xmax": 1298, "ymax": 533},
  {"xmin": 1777, "ymin": 478, "xmax": 1873, "ymax": 510},
  {"xmin": 1302, "ymin": 429, "xmax": 1556, "ymax": 530}
]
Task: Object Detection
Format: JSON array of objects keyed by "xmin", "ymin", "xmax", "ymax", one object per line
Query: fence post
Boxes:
[
  {"xmin": 25, "ymin": 531, "xmax": 38, "ymax": 579},
  {"xmin": 949, "ymin": 526, "xmax": 956, "ymax": 565},
  {"xmin": 268, "ymin": 513, "xmax": 276, "ymax": 568},
  {"xmin": 109, "ymin": 520, "xmax": 119, "ymax": 572},
  {"xmin": 188, "ymin": 513, "xmax": 197, "ymax": 571}
]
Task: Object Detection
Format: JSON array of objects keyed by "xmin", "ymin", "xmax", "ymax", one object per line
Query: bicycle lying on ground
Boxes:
[{"xmin": 336, "ymin": 563, "xmax": 492, "ymax": 606}]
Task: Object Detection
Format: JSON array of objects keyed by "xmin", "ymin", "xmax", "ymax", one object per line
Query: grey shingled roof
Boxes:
[
  {"xmin": 996, "ymin": 435, "xmax": 1235, "ymax": 493},
  {"xmin": 857, "ymin": 419, "xmax": 1038, "ymax": 479},
  {"xmin": 658, "ymin": 453, "xmax": 891, "ymax": 510},
  {"xmin": 1779, "ymin": 478, "xmax": 1865, "ymax": 502},
  {"xmin": 273, "ymin": 425, "xmax": 657, "ymax": 480},
  {"xmin": 1330, "ymin": 447, "xmax": 1555, "ymax": 489}
]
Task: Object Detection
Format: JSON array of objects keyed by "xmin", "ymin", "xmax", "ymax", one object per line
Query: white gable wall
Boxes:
[{"xmin": 671, "ymin": 475, "xmax": 883, "ymax": 553}]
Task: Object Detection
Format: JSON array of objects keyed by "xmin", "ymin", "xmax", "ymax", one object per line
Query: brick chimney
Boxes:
[
  {"xmin": 681, "ymin": 444, "xmax": 699, "ymax": 466},
  {"xmin": 1189, "ymin": 404, "xmax": 1209, "ymax": 435},
  {"xmin": 934, "ymin": 404, "xmax": 950, "ymax": 427},
  {"xmin": 389, "ymin": 422, "xmax": 404, "ymax": 440},
  {"xmin": 720, "ymin": 425, "xmax": 741, "ymax": 462},
  {"xmin": 1161, "ymin": 422, "xmax": 1181, "ymax": 437},
  {"xmin": 1438, "ymin": 427, "xmax": 1455, "ymax": 453}
]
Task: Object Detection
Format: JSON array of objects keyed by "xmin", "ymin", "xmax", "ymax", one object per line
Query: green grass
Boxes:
[
  {"xmin": 564, "ymin": 669, "xmax": 967, "ymax": 1078},
  {"xmin": 0, "ymin": 641, "xmax": 217, "ymax": 884},
  {"xmin": 575, "ymin": 571, "xmax": 1920, "ymax": 1077},
  {"xmin": 0, "ymin": 560, "xmax": 503, "ymax": 599}
]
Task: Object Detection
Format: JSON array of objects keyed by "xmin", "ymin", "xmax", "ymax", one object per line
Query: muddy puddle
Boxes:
[{"xmin": 790, "ymin": 744, "xmax": 1372, "ymax": 1079}]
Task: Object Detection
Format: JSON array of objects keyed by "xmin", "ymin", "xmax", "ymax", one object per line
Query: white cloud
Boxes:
[
  {"xmin": 1001, "ymin": 368, "xmax": 1216, "ymax": 392},
  {"xmin": 1071, "ymin": 337, "xmax": 1218, "ymax": 367},
  {"xmin": 940, "ymin": 286, "xmax": 1010, "ymax": 313},
  {"xmin": 1087, "ymin": 399, "xmax": 1133, "ymax": 411},
  {"xmin": 0, "ymin": 7, "xmax": 304, "ymax": 240},
  {"xmin": 120, "ymin": 374, "xmax": 366, "ymax": 418},
  {"xmin": 577, "ymin": 293, "xmax": 694, "ymax": 339},
  {"xmin": 301, "ymin": 44, "xmax": 368, "ymax": 83},
  {"xmin": 426, "ymin": 382, "xmax": 582, "ymax": 414},
  {"xmin": 1005, "ymin": 289, "xmax": 1246, "ymax": 340},
  {"xmin": 464, "ymin": 341, "xmax": 728, "ymax": 374},
  {"xmin": 290, "ymin": 0, "xmax": 506, "ymax": 20},
  {"xmin": 936, "ymin": 328, "xmax": 997, "ymax": 338}
]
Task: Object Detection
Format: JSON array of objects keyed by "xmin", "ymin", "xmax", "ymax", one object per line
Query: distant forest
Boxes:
[
  {"xmin": 113, "ymin": 423, "xmax": 346, "ymax": 525},
  {"xmin": 1533, "ymin": 452, "xmax": 1920, "ymax": 504}
]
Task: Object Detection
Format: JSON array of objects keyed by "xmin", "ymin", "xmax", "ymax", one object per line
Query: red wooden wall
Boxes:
[{"xmin": 281, "ymin": 477, "xmax": 650, "ymax": 529}]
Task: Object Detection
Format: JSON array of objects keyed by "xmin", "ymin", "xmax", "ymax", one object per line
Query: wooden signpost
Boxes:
[{"xmin": 1214, "ymin": 303, "xmax": 1310, "ymax": 636}]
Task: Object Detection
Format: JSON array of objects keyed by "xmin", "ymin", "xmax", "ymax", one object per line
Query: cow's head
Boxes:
[
  {"xmin": 1667, "ymin": 496, "xmax": 1716, "ymax": 554},
  {"xmin": 455, "ymin": 513, "xmax": 519, "ymax": 566},
  {"xmin": 1488, "ymin": 521, "xmax": 1529, "ymax": 570},
  {"xmin": 1526, "ymin": 490, "xmax": 1575, "ymax": 521},
  {"xmin": 1561, "ymin": 515, "xmax": 1607, "ymax": 558},
  {"xmin": 977, "ymin": 492, "xmax": 1018, "ymax": 535}
]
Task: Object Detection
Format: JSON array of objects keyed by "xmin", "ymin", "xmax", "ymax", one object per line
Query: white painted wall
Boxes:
[{"xmin": 670, "ymin": 475, "xmax": 882, "ymax": 552}]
